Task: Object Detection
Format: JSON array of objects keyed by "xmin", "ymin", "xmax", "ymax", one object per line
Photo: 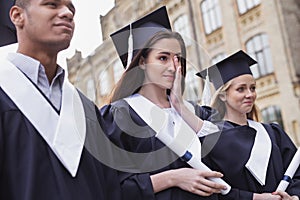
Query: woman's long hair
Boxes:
[
  {"xmin": 210, "ymin": 80, "xmax": 261, "ymax": 121},
  {"xmin": 108, "ymin": 30, "xmax": 187, "ymax": 103}
]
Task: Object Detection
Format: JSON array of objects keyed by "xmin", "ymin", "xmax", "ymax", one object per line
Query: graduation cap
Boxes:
[
  {"xmin": 196, "ymin": 50, "xmax": 257, "ymax": 90},
  {"xmin": 110, "ymin": 6, "xmax": 171, "ymax": 68},
  {"xmin": 0, "ymin": 0, "xmax": 17, "ymax": 47}
]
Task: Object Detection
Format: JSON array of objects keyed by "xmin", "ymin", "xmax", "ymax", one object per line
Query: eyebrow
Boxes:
[
  {"xmin": 233, "ymin": 82, "xmax": 256, "ymax": 87},
  {"xmin": 157, "ymin": 51, "xmax": 182, "ymax": 56}
]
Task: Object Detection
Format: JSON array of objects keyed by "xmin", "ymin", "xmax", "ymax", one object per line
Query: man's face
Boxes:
[{"xmin": 19, "ymin": 0, "xmax": 76, "ymax": 51}]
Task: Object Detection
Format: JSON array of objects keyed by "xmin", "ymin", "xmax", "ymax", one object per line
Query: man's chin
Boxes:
[{"xmin": 54, "ymin": 40, "xmax": 72, "ymax": 51}]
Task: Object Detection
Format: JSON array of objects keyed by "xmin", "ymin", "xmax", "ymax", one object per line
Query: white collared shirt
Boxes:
[{"xmin": 7, "ymin": 53, "xmax": 64, "ymax": 110}]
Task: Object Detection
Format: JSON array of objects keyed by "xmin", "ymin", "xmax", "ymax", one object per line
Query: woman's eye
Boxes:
[
  {"xmin": 159, "ymin": 56, "xmax": 168, "ymax": 61},
  {"xmin": 46, "ymin": 2, "xmax": 57, "ymax": 7},
  {"xmin": 237, "ymin": 87, "xmax": 244, "ymax": 92},
  {"xmin": 250, "ymin": 86, "xmax": 256, "ymax": 92}
]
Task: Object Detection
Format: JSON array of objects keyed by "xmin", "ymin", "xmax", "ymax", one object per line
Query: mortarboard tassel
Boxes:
[
  {"xmin": 201, "ymin": 68, "xmax": 212, "ymax": 106},
  {"xmin": 126, "ymin": 23, "xmax": 133, "ymax": 69}
]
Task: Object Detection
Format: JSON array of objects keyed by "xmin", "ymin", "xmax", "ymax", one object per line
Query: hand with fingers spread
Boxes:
[{"xmin": 169, "ymin": 55, "xmax": 215, "ymax": 134}]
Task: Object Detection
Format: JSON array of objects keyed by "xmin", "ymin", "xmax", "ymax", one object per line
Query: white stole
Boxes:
[
  {"xmin": 124, "ymin": 94, "xmax": 231, "ymax": 194},
  {"xmin": 124, "ymin": 94, "xmax": 197, "ymax": 156},
  {"xmin": 246, "ymin": 120, "xmax": 272, "ymax": 185},
  {"xmin": 0, "ymin": 59, "xmax": 86, "ymax": 177}
]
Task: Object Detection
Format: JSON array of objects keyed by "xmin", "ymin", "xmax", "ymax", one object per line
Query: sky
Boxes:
[
  {"xmin": 0, "ymin": 0, "xmax": 115, "ymax": 69},
  {"xmin": 58, "ymin": 0, "xmax": 115, "ymax": 68}
]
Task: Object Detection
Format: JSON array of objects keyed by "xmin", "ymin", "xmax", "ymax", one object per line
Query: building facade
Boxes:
[{"xmin": 67, "ymin": 0, "xmax": 300, "ymax": 145}]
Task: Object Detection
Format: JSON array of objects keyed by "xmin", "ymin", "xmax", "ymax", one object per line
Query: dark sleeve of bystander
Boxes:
[{"xmin": 0, "ymin": 0, "xmax": 17, "ymax": 47}]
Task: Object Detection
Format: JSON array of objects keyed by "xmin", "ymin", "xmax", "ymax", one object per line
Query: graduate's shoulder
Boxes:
[
  {"xmin": 100, "ymin": 99, "xmax": 129, "ymax": 115},
  {"xmin": 261, "ymin": 122, "xmax": 297, "ymax": 149},
  {"xmin": 188, "ymin": 100, "xmax": 221, "ymax": 121},
  {"xmin": 0, "ymin": 87, "xmax": 18, "ymax": 111}
]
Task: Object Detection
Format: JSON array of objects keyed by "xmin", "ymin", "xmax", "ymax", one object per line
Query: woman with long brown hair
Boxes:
[{"xmin": 99, "ymin": 6, "xmax": 227, "ymax": 200}]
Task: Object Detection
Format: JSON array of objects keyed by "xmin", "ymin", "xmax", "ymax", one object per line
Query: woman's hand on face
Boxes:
[
  {"xmin": 170, "ymin": 56, "xmax": 184, "ymax": 111},
  {"xmin": 272, "ymin": 191, "xmax": 299, "ymax": 200},
  {"xmin": 171, "ymin": 168, "xmax": 226, "ymax": 197}
]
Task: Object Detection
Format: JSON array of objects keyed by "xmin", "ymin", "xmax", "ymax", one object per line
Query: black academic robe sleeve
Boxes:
[
  {"xmin": 202, "ymin": 121, "xmax": 300, "ymax": 200},
  {"xmin": 190, "ymin": 102, "xmax": 220, "ymax": 121},
  {"xmin": 100, "ymin": 100, "xmax": 219, "ymax": 200},
  {"xmin": 0, "ymin": 0, "xmax": 17, "ymax": 46},
  {"xmin": 100, "ymin": 103, "xmax": 157, "ymax": 199},
  {"xmin": 267, "ymin": 123, "xmax": 300, "ymax": 197}
]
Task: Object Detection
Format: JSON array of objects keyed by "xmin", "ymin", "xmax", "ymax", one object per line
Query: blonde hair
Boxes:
[{"xmin": 210, "ymin": 80, "xmax": 261, "ymax": 121}]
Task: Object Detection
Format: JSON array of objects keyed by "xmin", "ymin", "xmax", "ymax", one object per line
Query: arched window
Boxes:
[
  {"xmin": 237, "ymin": 0, "xmax": 261, "ymax": 15},
  {"xmin": 200, "ymin": 0, "xmax": 222, "ymax": 34},
  {"xmin": 99, "ymin": 70, "xmax": 110, "ymax": 96},
  {"xmin": 113, "ymin": 59, "xmax": 124, "ymax": 83},
  {"xmin": 261, "ymin": 105, "xmax": 284, "ymax": 129},
  {"xmin": 86, "ymin": 79, "xmax": 95, "ymax": 101},
  {"xmin": 246, "ymin": 33, "xmax": 274, "ymax": 78},
  {"xmin": 174, "ymin": 14, "xmax": 192, "ymax": 46}
]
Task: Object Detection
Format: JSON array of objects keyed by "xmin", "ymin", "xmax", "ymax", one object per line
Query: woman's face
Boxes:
[
  {"xmin": 223, "ymin": 74, "xmax": 256, "ymax": 116},
  {"xmin": 142, "ymin": 38, "xmax": 182, "ymax": 90}
]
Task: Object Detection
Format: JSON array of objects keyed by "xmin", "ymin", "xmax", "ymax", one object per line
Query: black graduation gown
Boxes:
[
  {"xmin": 202, "ymin": 121, "xmax": 300, "ymax": 199},
  {"xmin": 100, "ymin": 99, "xmax": 219, "ymax": 200},
  {"xmin": 0, "ymin": 0, "xmax": 17, "ymax": 46},
  {"xmin": 0, "ymin": 88, "xmax": 121, "ymax": 200}
]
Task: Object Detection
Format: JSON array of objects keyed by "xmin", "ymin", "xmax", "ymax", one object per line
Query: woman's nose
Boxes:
[
  {"xmin": 246, "ymin": 89, "xmax": 255, "ymax": 98},
  {"xmin": 168, "ymin": 60, "xmax": 176, "ymax": 72}
]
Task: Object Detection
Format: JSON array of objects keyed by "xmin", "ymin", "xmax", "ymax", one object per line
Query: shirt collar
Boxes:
[{"xmin": 7, "ymin": 52, "xmax": 65, "ymax": 85}]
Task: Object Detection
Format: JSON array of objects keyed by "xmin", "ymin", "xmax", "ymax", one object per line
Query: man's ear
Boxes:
[
  {"xmin": 139, "ymin": 57, "xmax": 146, "ymax": 70},
  {"xmin": 10, "ymin": 6, "xmax": 25, "ymax": 28}
]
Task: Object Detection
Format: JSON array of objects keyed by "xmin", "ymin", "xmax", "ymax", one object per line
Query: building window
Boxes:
[
  {"xmin": 262, "ymin": 105, "xmax": 284, "ymax": 129},
  {"xmin": 211, "ymin": 53, "xmax": 226, "ymax": 65},
  {"xmin": 200, "ymin": 0, "xmax": 222, "ymax": 34},
  {"xmin": 113, "ymin": 60, "xmax": 124, "ymax": 83},
  {"xmin": 237, "ymin": 0, "xmax": 261, "ymax": 15},
  {"xmin": 174, "ymin": 14, "xmax": 192, "ymax": 46},
  {"xmin": 86, "ymin": 79, "xmax": 95, "ymax": 101},
  {"xmin": 246, "ymin": 33, "xmax": 274, "ymax": 78},
  {"xmin": 184, "ymin": 68, "xmax": 200, "ymax": 102},
  {"xmin": 99, "ymin": 70, "xmax": 110, "ymax": 96}
]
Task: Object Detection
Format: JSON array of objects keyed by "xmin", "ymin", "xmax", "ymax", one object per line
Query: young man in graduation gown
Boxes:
[{"xmin": 0, "ymin": 0, "xmax": 121, "ymax": 199}]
